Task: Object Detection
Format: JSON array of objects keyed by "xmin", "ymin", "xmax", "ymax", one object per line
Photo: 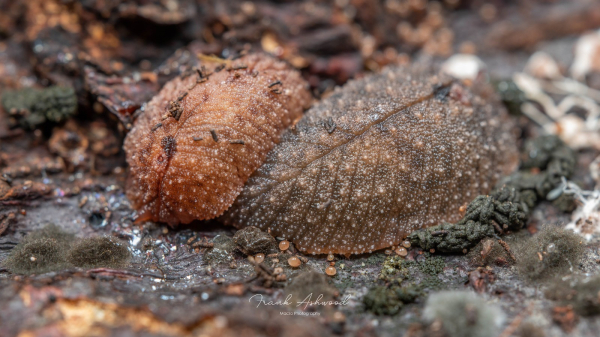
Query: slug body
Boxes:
[
  {"xmin": 224, "ymin": 66, "xmax": 518, "ymax": 255},
  {"xmin": 124, "ymin": 54, "xmax": 312, "ymax": 225}
]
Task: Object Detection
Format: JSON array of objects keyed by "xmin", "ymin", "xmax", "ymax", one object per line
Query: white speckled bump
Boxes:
[{"xmin": 124, "ymin": 54, "xmax": 312, "ymax": 225}]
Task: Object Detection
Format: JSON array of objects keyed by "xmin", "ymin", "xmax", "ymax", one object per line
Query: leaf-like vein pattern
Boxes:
[{"xmin": 223, "ymin": 66, "xmax": 518, "ymax": 255}]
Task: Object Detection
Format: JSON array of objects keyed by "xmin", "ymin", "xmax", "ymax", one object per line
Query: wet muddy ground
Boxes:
[{"xmin": 2, "ymin": 1, "xmax": 600, "ymax": 336}]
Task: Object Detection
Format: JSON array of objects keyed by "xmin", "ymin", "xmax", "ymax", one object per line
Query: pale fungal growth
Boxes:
[
  {"xmin": 423, "ymin": 291, "xmax": 505, "ymax": 337},
  {"xmin": 558, "ymin": 176, "xmax": 600, "ymax": 241},
  {"xmin": 254, "ymin": 253, "xmax": 265, "ymax": 264},
  {"xmin": 514, "ymin": 224, "xmax": 584, "ymax": 281},
  {"xmin": 514, "ymin": 51, "xmax": 600, "ymax": 150},
  {"xmin": 279, "ymin": 240, "xmax": 290, "ymax": 251},
  {"xmin": 288, "ymin": 256, "xmax": 301, "ymax": 268},
  {"xmin": 124, "ymin": 53, "xmax": 311, "ymax": 225},
  {"xmin": 395, "ymin": 247, "xmax": 408, "ymax": 257},
  {"xmin": 225, "ymin": 65, "xmax": 518, "ymax": 255}
]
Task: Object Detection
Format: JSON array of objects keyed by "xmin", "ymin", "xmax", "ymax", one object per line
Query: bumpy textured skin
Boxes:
[
  {"xmin": 124, "ymin": 54, "xmax": 312, "ymax": 225},
  {"xmin": 223, "ymin": 66, "xmax": 518, "ymax": 255}
]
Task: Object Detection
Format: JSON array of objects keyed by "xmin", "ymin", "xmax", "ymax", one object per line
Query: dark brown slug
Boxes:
[
  {"xmin": 124, "ymin": 53, "xmax": 312, "ymax": 225},
  {"xmin": 223, "ymin": 66, "xmax": 518, "ymax": 255}
]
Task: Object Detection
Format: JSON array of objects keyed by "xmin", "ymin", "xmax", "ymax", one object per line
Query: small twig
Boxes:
[{"xmin": 497, "ymin": 239, "xmax": 517, "ymax": 262}]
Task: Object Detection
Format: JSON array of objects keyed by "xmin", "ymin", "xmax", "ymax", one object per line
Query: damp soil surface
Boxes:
[{"xmin": 2, "ymin": 1, "xmax": 600, "ymax": 336}]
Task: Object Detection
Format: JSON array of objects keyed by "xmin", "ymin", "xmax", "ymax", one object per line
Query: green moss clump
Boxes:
[
  {"xmin": 546, "ymin": 275, "xmax": 600, "ymax": 316},
  {"xmin": 424, "ymin": 291, "xmax": 505, "ymax": 337},
  {"xmin": 366, "ymin": 254, "xmax": 446, "ymax": 315},
  {"xmin": 379, "ymin": 256, "xmax": 410, "ymax": 282},
  {"xmin": 380, "ymin": 253, "xmax": 446, "ymax": 286},
  {"xmin": 363, "ymin": 286, "xmax": 403, "ymax": 315},
  {"xmin": 2, "ymin": 86, "xmax": 77, "ymax": 130},
  {"xmin": 417, "ymin": 255, "xmax": 445, "ymax": 275},
  {"xmin": 514, "ymin": 225, "xmax": 584, "ymax": 282},
  {"xmin": 363, "ymin": 284, "xmax": 421, "ymax": 316},
  {"xmin": 67, "ymin": 236, "xmax": 131, "ymax": 268}
]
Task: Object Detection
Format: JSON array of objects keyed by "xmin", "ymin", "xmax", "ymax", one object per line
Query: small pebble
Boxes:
[
  {"xmin": 255, "ymin": 253, "xmax": 265, "ymax": 263},
  {"xmin": 279, "ymin": 240, "xmax": 290, "ymax": 251},
  {"xmin": 325, "ymin": 266, "xmax": 337, "ymax": 276},
  {"xmin": 396, "ymin": 247, "xmax": 408, "ymax": 257},
  {"xmin": 288, "ymin": 256, "xmax": 301, "ymax": 268}
]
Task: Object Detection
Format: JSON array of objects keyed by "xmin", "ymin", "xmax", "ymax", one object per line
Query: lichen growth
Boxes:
[
  {"xmin": 1, "ymin": 86, "xmax": 77, "ymax": 130},
  {"xmin": 379, "ymin": 253, "xmax": 445, "ymax": 283},
  {"xmin": 379, "ymin": 256, "xmax": 410, "ymax": 283},
  {"xmin": 417, "ymin": 255, "xmax": 446, "ymax": 275},
  {"xmin": 67, "ymin": 236, "xmax": 131, "ymax": 269},
  {"xmin": 514, "ymin": 225, "xmax": 584, "ymax": 281},
  {"xmin": 366, "ymin": 253, "xmax": 446, "ymax": 315},
  {"xmin": 423, "ymin": 291, "xmax": 505, "ymax": 337}
]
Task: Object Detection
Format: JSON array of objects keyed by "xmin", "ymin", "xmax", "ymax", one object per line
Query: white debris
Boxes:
[
  {"xmin": 571, "ymin": 30, "xmax": 600, "ymax": 81},
  {"xmin": 514, "ymin": 49, "xmax": 600, "ymax": 150},
  {"xmin": 441, "ymin": 54, "xmax": 486, "ymax": 81},
  {"xmin": 559, "ymin": 177, "xmax": 600, "ymax": 241},
  {"xmin": 525, "ymin": 51, "xmax": 563, "ymax": 80}
]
